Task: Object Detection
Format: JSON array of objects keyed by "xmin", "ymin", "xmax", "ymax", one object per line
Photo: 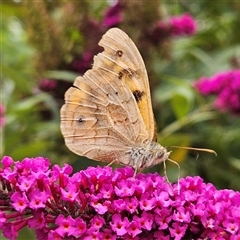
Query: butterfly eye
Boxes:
[
  {"xmin": 116, "ymin": 50, "xmax": 123, "ymax": 57},
  {"xmin": 157, "ymin": 151, "xmax": 165, "ymax": 159}
]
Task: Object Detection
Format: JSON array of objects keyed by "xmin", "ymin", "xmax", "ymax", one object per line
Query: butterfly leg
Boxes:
[
  {"xmin": 106, "ymin": 160, "xmax": 118, "ymax": 167},
  {"xmin": 166, "ymin": 158, "xmax": 181, "ymax": 194},
  {"xmin": 163, "ymin": 160, "xmax": 170, "ymax": 185},
  {"xmin": 164, "ymin": 163, "xmax": 176, "ymax": 195},
  {"xmin": 133, "ymin": 168, "xmax": 138, "ymax": 178}
]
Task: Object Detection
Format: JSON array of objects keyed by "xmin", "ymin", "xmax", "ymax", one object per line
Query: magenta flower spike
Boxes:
[
  {"xmin": 102, "ymin": 2, "xmax": 123, "ymax": 28},
  {"xmin": 0, "ymin": 156, "xmax": 240, "ymax": 239},
  {"xmin": 169, "ymin": 13, "xmax": 197, "ymax": 36},
  {"xmin": 194, "ymin": 69, "xmax": 240, "ymax": 114}
]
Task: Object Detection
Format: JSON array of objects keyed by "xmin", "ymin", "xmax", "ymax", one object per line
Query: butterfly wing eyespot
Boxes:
[
  {"xmin": 116, "ymin": 50, "xmax": 123, "ymax": 57},
  {"xmin": 78, "ymin": 117, "xmax": 84, "ymax": 123}
]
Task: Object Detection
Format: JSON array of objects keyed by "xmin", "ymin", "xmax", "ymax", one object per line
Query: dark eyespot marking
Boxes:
[
  {"xmin": 125, "ymin": 68, "xmax": 135, "ymax": 76},
  {"xmin": 77, "ymin": 117, "xmax": 84, "ymax": 124},
  {"xmin": 116, "ymin": 50, "xmax": 123, "ymax": 57},
  {"xmin": 118, "ymin": 68, "xmax": 135, "ymax": 80},
  {"xmin": 118, "ymin": 71, "xmax": 123, "ymax": 79},
  {"xmin": 133, "ymin": 90, "xmax": 144, "ymax": 102}
]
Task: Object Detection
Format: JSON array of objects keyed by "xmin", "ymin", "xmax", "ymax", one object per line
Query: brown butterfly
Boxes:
[{"xmin": 60, "ymin": 28, "xmax": 215, "ymax": 173}]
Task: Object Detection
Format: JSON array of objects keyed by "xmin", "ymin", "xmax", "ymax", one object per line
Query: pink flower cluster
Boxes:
[
  {"xmin": 169, "ymin": 13, "xmax": 197, "ymax": 36},
  {"xmin": 102, "ymin": 1, "xmax": 123, "ymax": 28},
  {"xmin": 1, "ymin": 156, "xmax": 239, "ymax": 240},
  {"xmin": 150, "ymin": 13, "xmax": 197, "ymax": 42},
  {"xmin": 39, "ymin": 78, "xmax": 57, "ymax": 92},
  {"xmin": 194, "ymin": 69, "xmax": 240, "ymax": 114},
  {"xmin": 71, "ymin": 52, "xmax": 94, "ymax": 75},
  {"xmin": 149, "ymin": 13, "xmax": 197, "ymax": 44}
]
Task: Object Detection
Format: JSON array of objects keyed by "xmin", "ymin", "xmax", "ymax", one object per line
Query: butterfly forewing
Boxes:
[{"xmin": 94, "ymin": 28, "xmax": 156, "ymax": 142}]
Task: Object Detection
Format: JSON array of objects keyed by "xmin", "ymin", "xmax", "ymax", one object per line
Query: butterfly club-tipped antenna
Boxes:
[{"xmin": 169, "ymin": 146, "xmax": 217, "ymax": 157}]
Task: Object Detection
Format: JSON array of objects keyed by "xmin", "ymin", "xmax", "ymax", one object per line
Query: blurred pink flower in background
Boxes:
[
  {"xmin": 102, "ymin": 2, "xmax": 123, "ymax": 28},
  {"xmin": 71, "ymin": 52, "xmax": 94, "ymax": 74},
  {"xmin": 194, "ymin": 69, "xmax": 240, "ymax": 114},
  {"xmin": 39, "ymin": 78, "xmax": 57, "ymax": 92},
  {"xmin": 170, "ymin": 13, "xmax": 197, "ymax": 36},
  {"xmin": 148, "ymin": 13, "xmax": 197, "ymax": 44}
]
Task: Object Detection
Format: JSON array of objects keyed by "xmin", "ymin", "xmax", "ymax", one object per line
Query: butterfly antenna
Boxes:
[{"xmin": 171, "ymin": 146, "xmax": 217, "ymax": 156}]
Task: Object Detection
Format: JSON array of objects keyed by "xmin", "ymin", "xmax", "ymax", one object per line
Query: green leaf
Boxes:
[
  {"xmin": 10, "ymin": 141, "xmax": 48, "ymax": 160},
  {"xmin": 170, "ymin": 87, "xmax": 194, "ymax": 119}
]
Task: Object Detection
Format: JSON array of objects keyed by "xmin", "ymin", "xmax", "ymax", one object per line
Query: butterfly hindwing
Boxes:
[{"xmin": 60, "ymin": 68, "xmax": 149, "ymax": 164}]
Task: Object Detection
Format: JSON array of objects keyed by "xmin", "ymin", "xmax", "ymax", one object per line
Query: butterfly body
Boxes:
[
  {"xmin": 127, "ymin": 142, "xmax": 170, "ymax": 169},
  {"xmin": 60, "ymin": 28, "xmax": 170, "ymax": 171}
]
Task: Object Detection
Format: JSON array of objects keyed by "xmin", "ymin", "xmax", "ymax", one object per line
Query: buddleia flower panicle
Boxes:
[
  {"xmin": 194, "ymin": 69, "xmax": 240, "ymax": 115},
  {"xmin": 0, "ymin": 156, "xmax": 240, "ymax": 239}
]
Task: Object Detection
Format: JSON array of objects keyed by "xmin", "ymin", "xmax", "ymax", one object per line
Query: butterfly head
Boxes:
[{"xmin": 146, "ymin": 142, "xmax": 171, "ymax": 168}]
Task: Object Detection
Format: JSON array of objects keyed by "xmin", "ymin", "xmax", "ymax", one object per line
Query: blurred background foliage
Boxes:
[{"xmin": 2, "ymin": 0, "xmax": 240, "ymax": 193}]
